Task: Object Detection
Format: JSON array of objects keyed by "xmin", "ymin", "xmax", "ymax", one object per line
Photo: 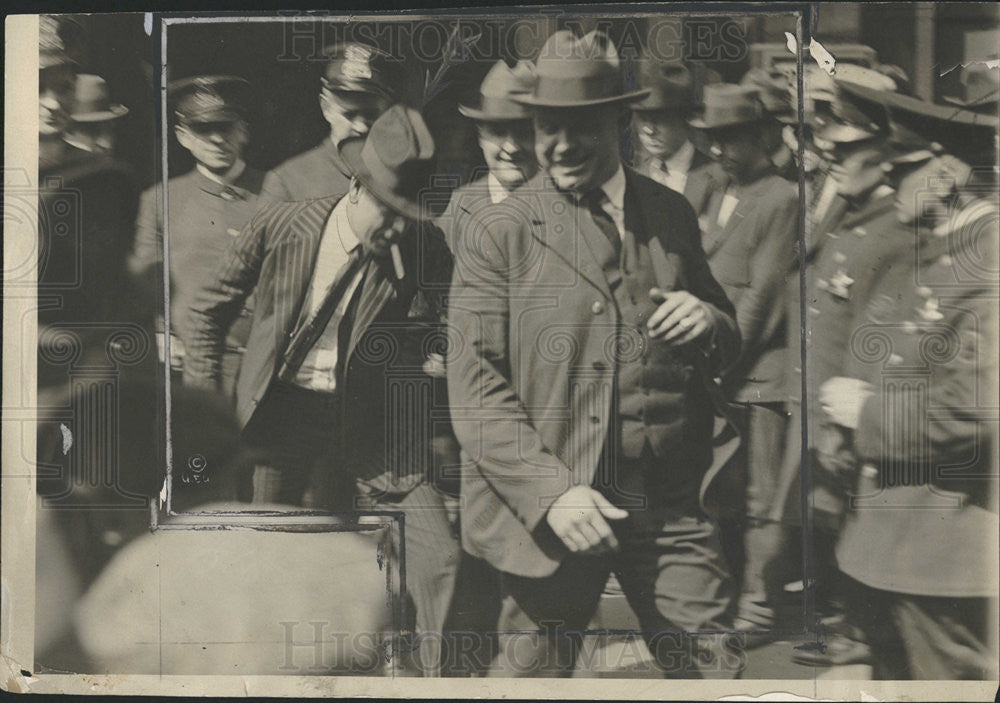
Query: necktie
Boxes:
[
  {"xmin": 278, "ymin": 245, "xmax": 365, "ymax": 383},
  {"xmin": 585, "ymin": 190, "xmax": 621, "ymax": 257}
]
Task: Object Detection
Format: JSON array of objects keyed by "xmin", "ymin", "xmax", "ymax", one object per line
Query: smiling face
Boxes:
[
  {"xmin": 477, "ymin": 119, "xmax": 538, "ymax": 190},
  {"xmin": 346, "ymin": 179, "xmax": 413, "ymax": 259},
  {"xmin": 175, "ymin": 120, "xmax": 248, "ymax": 174},
  {"xmin": 321, "ymin": 89, "xmax": 392, "ymax": 146},
  {"xmin": 633, "ymin": 110, "xmax": 690, "ymax": 160},
  {"xmin": 533, "ymin": 104, "xmax": 623, "ymax": 194}
]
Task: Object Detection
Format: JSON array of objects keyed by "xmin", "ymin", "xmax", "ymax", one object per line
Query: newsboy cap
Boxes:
[
  {"xmin": 513, "ymin": 30, "xmax": 649, "ymax": 108},
  {"xmin": 458, "ymin": 60, "xmax": 535, "ymax": 121},
  {"xmin": 321, "ymin": 42, "xmax": 401, "ymax": 103},
  {"xmin": 169, "ymin": 75, "xmax": 251, "ymax": 125},
  {"xmin": 338, "ymin": 104, "xmax": 437, "ymax": 220}
]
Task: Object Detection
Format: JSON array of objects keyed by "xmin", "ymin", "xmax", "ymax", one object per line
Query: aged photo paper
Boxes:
[{"xmin": 3, "ymin": 4, "xmax": 999, "ymax": 699}]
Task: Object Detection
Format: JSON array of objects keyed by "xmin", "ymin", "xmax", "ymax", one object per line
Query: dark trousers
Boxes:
[
  {"xmin": 488, "ymin": 445, "xmax": 741, "ymax": 678},
  {"xmin": 243, "ymin": 381, "xmax": 343, "ymax": 506},
  {"xmin": 845, "ymin": 576, "xmax": 998, "ymax": 680}
]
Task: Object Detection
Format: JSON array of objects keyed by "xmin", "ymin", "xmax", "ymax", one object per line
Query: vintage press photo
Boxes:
[{"xmin": 3, "ymin": 3, "xmax": 999, "ymax": 698}]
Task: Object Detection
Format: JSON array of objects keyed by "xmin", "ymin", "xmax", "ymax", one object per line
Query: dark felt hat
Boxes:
[
  {"xmin": 338, "ymin": 104, "xmax": 436, "ymax": 220},
  {"xmin": 70, "ymin": 74, "xmax": 128, "ymax": 123},
  {"xmin": 631, "ymin": 59, "xmax": 696, "ymax": 113},
  {"xmin": 169, "ymin": 75, "xmax": 251, "ymax": 125},
  {"xmin": 512, "ymin": 30, "xmax": 649, "ymax": 108},
  {"xmin": 321, "ymin": 42, "xmax": 401, "ymax": 103},
  {"xmin": 688, "ymin": 84, "xmax": 767, "ymax": 130},
  {"xmin": 458, "ymin": 60, "xmax": 535, "ymax": 121}
]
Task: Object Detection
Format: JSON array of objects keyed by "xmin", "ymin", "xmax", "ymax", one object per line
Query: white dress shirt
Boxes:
[
  {"xmin": 592, "ymin": 164, "xmax": 627, "ymax": 239},
  {"xmin": 293, "ymin": 198, "xmax": 366, "ymax": 392},
  {"xmin": 647, "ymin": 140, "xmax": 695, "ymax": 195},
  {"xmin": 487, "ymin": 172, "xmax": 512, "ymax": 204}
]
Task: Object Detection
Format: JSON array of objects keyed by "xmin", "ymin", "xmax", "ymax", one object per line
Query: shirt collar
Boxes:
[
  {"xmin": 597, "ymin": 164, "xmax": 626, "ymax": 211},
  {"xmin": 487, "ymin": 172, "xmax": 511, "ymax": 204},
  {"xmin": 662, "ymin": 140, "xmax": 696, "ymax": 174},
  {"xmin": 196, "ymin": 158, "xmax": 246, "ymax": 186},
  {"xmin": 332, "ymin": 195, "xmax": 361, "ymax": 253}
]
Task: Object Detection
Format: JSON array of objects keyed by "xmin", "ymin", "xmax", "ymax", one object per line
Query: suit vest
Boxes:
[{"xmin": 580, "ymin": 191, "xmax": 715, "ymax": 475}]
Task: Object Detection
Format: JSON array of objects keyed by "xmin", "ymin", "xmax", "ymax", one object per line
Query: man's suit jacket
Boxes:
[
  {"xmin": 447, "ymin": 167, "xmax": 741, "ymax": 578},
  {"xmin": 184, "ymin": 195, "xmax": 453, "ymax": 485},
  {"xmin": 436, "ymin": 172, "xmax": 493, "ymax": 252},
  {"xmin": 260, "ymin": 138, "xmax": 353, "ymax": 204},
  {"xmin": 634, "ymin": 147, "xmax": 717, "ymax": 214},
  {"xmin": 698, "ymin": 169, "xmax": 799, "ymax": 403}
]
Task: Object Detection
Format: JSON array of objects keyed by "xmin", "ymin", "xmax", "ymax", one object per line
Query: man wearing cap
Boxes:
[
  {"xmin": 448, "ymin": 30, "xmax": 742, "ymax": 678},
  {"xmin": 129, "ymin": 75, "xmax": 264, "ymax": 399},
  {"xmin": 260, "ymin": 42, "xmax": 400, "ymax": 204},
  {"xmin": 63, "ymin": 74, "xmax": 128, "ymax": 156},
  {"xmin": 819, "ymin": 83, "xmax": 998, "ymax": 680},
  {"xmin": 687, "ymin": 83, "xmax": 799, "ymax": 632},
  {"xmin": 184, "ymin": 105, "xmax": 459, "ymax": 675},
  {"xmin": 438, "ymin": 59, "xmax": 538, "ymax": 250},
  {"xmin": 630, "ymin": 58, "xmax": 716, "ymax": 212}
]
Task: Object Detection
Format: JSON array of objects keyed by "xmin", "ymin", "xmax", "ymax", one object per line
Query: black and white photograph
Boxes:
[{"xmin": 3, "ymin": 3, "xmax": 999, "ymax": 698}]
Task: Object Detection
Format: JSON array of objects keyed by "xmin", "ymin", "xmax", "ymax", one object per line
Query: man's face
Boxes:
[
  {"xmin": 175, "ymin": 120, "xmax": 248, "ymax": 173},
  {"xmin": 66, "ymin": 123, "xmax": 117, "ymax": 155},
  {"xmin": 39, "ymin": 68, "xmax": 75, "ymax": 137},
  {"xmin": 893, "ymin": 158, "xmax": 948, "ymax": 225},
  {"xmin": 534, "ymin": 104, "xmax": 622, "ymax": 194},
  {"xmin": 709, "ymin": 125, "xmax": 765, "ymax": 181},
  {"xmin": 781, "ymin": 124, "xmax": 825, "ymax": 173},
  {"xmin": 477, "ymin": 119, "xmax": 537, "ymax": 190},
  {"xmin": 320, "ymin": 89, "xmax": 391, "ymax": 146},
  {"xmin": 633, "ymin": 110, "xmax": 690, "ymax": 160},
  {"xmin": 828, "ymin": 139, "xmax": 887, "ymax": 201},
  {"xmin": 348, "ymin": 181, "xmax": 413, "ymax": 258}
]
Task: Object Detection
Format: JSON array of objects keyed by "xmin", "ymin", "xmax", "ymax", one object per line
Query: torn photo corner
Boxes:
[{"xmin": 3, "ymin": 4, "xmax": 999, "ymax": 699}]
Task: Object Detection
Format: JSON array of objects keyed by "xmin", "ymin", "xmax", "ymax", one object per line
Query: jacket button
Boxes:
[
  {"xmin": 589, "ymin": 416, "xmax": 601, "ymax": 424},
  {"xmin": 591, "ymin": 300, "xmax": 605, "ymax": 315},
  {"xmin": 592, "ymin": 360, "xmax": 607, "ymax": 371}
]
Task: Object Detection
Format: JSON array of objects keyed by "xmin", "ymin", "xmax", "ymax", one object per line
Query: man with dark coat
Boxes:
[
  {"xmin": 129, "ymin": 76, "xmax": 264, "ymax": 398},
  {"xmin": 688, "ymin": 83, "xmax": 799, "ymax": 632},
  {"xmin": 448, "ymin": 30, "xmax": 742, "ymax": 678},
  {"xmin": 820, "ymin": 82, "xmax": 999, "ymax": 680},
  {"xmin": 260, "ymin": 42, "xmax": 400, "ymax": 203},
  {"xmin": 184, "ymin": 105, "xmax": 459, "ymax": 676},
  {"xmin": 629, "ymin": 58, "xmax": 717, "ymax": 213}
]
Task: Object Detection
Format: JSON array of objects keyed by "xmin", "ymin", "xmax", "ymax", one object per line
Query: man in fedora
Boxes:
[
  {"xmin": 687, "ymin": 83, "xmax": 799, "ymax": 634},
  {"xmin": 448, "ymin": 29, "xmax": 742, "ymax": 678},
  {"xmin": 740, "ymin": 68, "xmax": 799, "ymax": 181},
  {"xmin": 185, "ymin": 105, "xmax": 460, "ymax": 675},
  {"xmin": 819, "ymin": 81, "xmax": 998, "ymax": 680},
  {"xmin": 261, "ymin": 42, "xmax": 401, "ymax": 203},
  {"xmin": 129, "ymin": 75, "xmax": 265, "ymax": 401},
  {"xmin": 63, "ymin": 74, "xmax": 128, "ymax": 156},
  {"xmin": 438, "ymin": 59, "xmax": 538, "ymax": 249},
  {"xmin": 630, "ymin": 57, "xmax": 716, "ymax": 212}
]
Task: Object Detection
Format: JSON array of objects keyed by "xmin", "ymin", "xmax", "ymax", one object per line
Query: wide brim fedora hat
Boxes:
[
  {"xmin": 338, "ymin": 104, "xmax": 437, "ymax": 221},
  {"xmin": 630, "ymin": 58, "xmax": 696, "ymax": 113},
  {"xmin": 458, "ymin": 60, "xmax": 536, "ymax": 121},
  {"xmin": 688, "ymin": 83, "xmax": 768, "ymax": 130},
  {"xmin": 512, "ymin": 30, "xmax": 649, "ymax": 108}
]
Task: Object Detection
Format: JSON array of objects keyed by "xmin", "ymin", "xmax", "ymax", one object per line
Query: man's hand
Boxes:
[
  {"xmin": 819, "ymin": 376, "xmax": 874, "ymax": 430},
  {"xmin": 647, "ymin": 288, "xmax": 713, "ymax": 345},
  {"xmin": 545, "ymin": 486, "xmax": 628, "ymax": 554}
]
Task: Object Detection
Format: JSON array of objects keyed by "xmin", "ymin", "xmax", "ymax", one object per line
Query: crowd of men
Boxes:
[{"xmin": 36, "ymin": 15, "xmax": 998, "ymax": 680}]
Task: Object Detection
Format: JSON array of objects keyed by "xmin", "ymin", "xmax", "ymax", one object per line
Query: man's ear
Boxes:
[{"xmin": 348, "ymin": 176, "xmax": 362, "ymax": 204}]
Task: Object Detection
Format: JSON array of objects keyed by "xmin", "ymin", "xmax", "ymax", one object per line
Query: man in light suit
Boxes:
[
  {"xmin": 687, "ymin": 83, "xmax": 799, "ymax": 633},
  {"xmin": 184, "ymin": 105, "xmax": 459, "ymax": 675},
  {"xmin": 630, "ymin": 58, "xmax": 716, "ymax": 213},
  {"xmin": 448, "ymin": 30, "xmax": 742, "ymax": 678},
  {"xmin": 260, "ymin": 42, "xmax": 400, "ymax": 203}
]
